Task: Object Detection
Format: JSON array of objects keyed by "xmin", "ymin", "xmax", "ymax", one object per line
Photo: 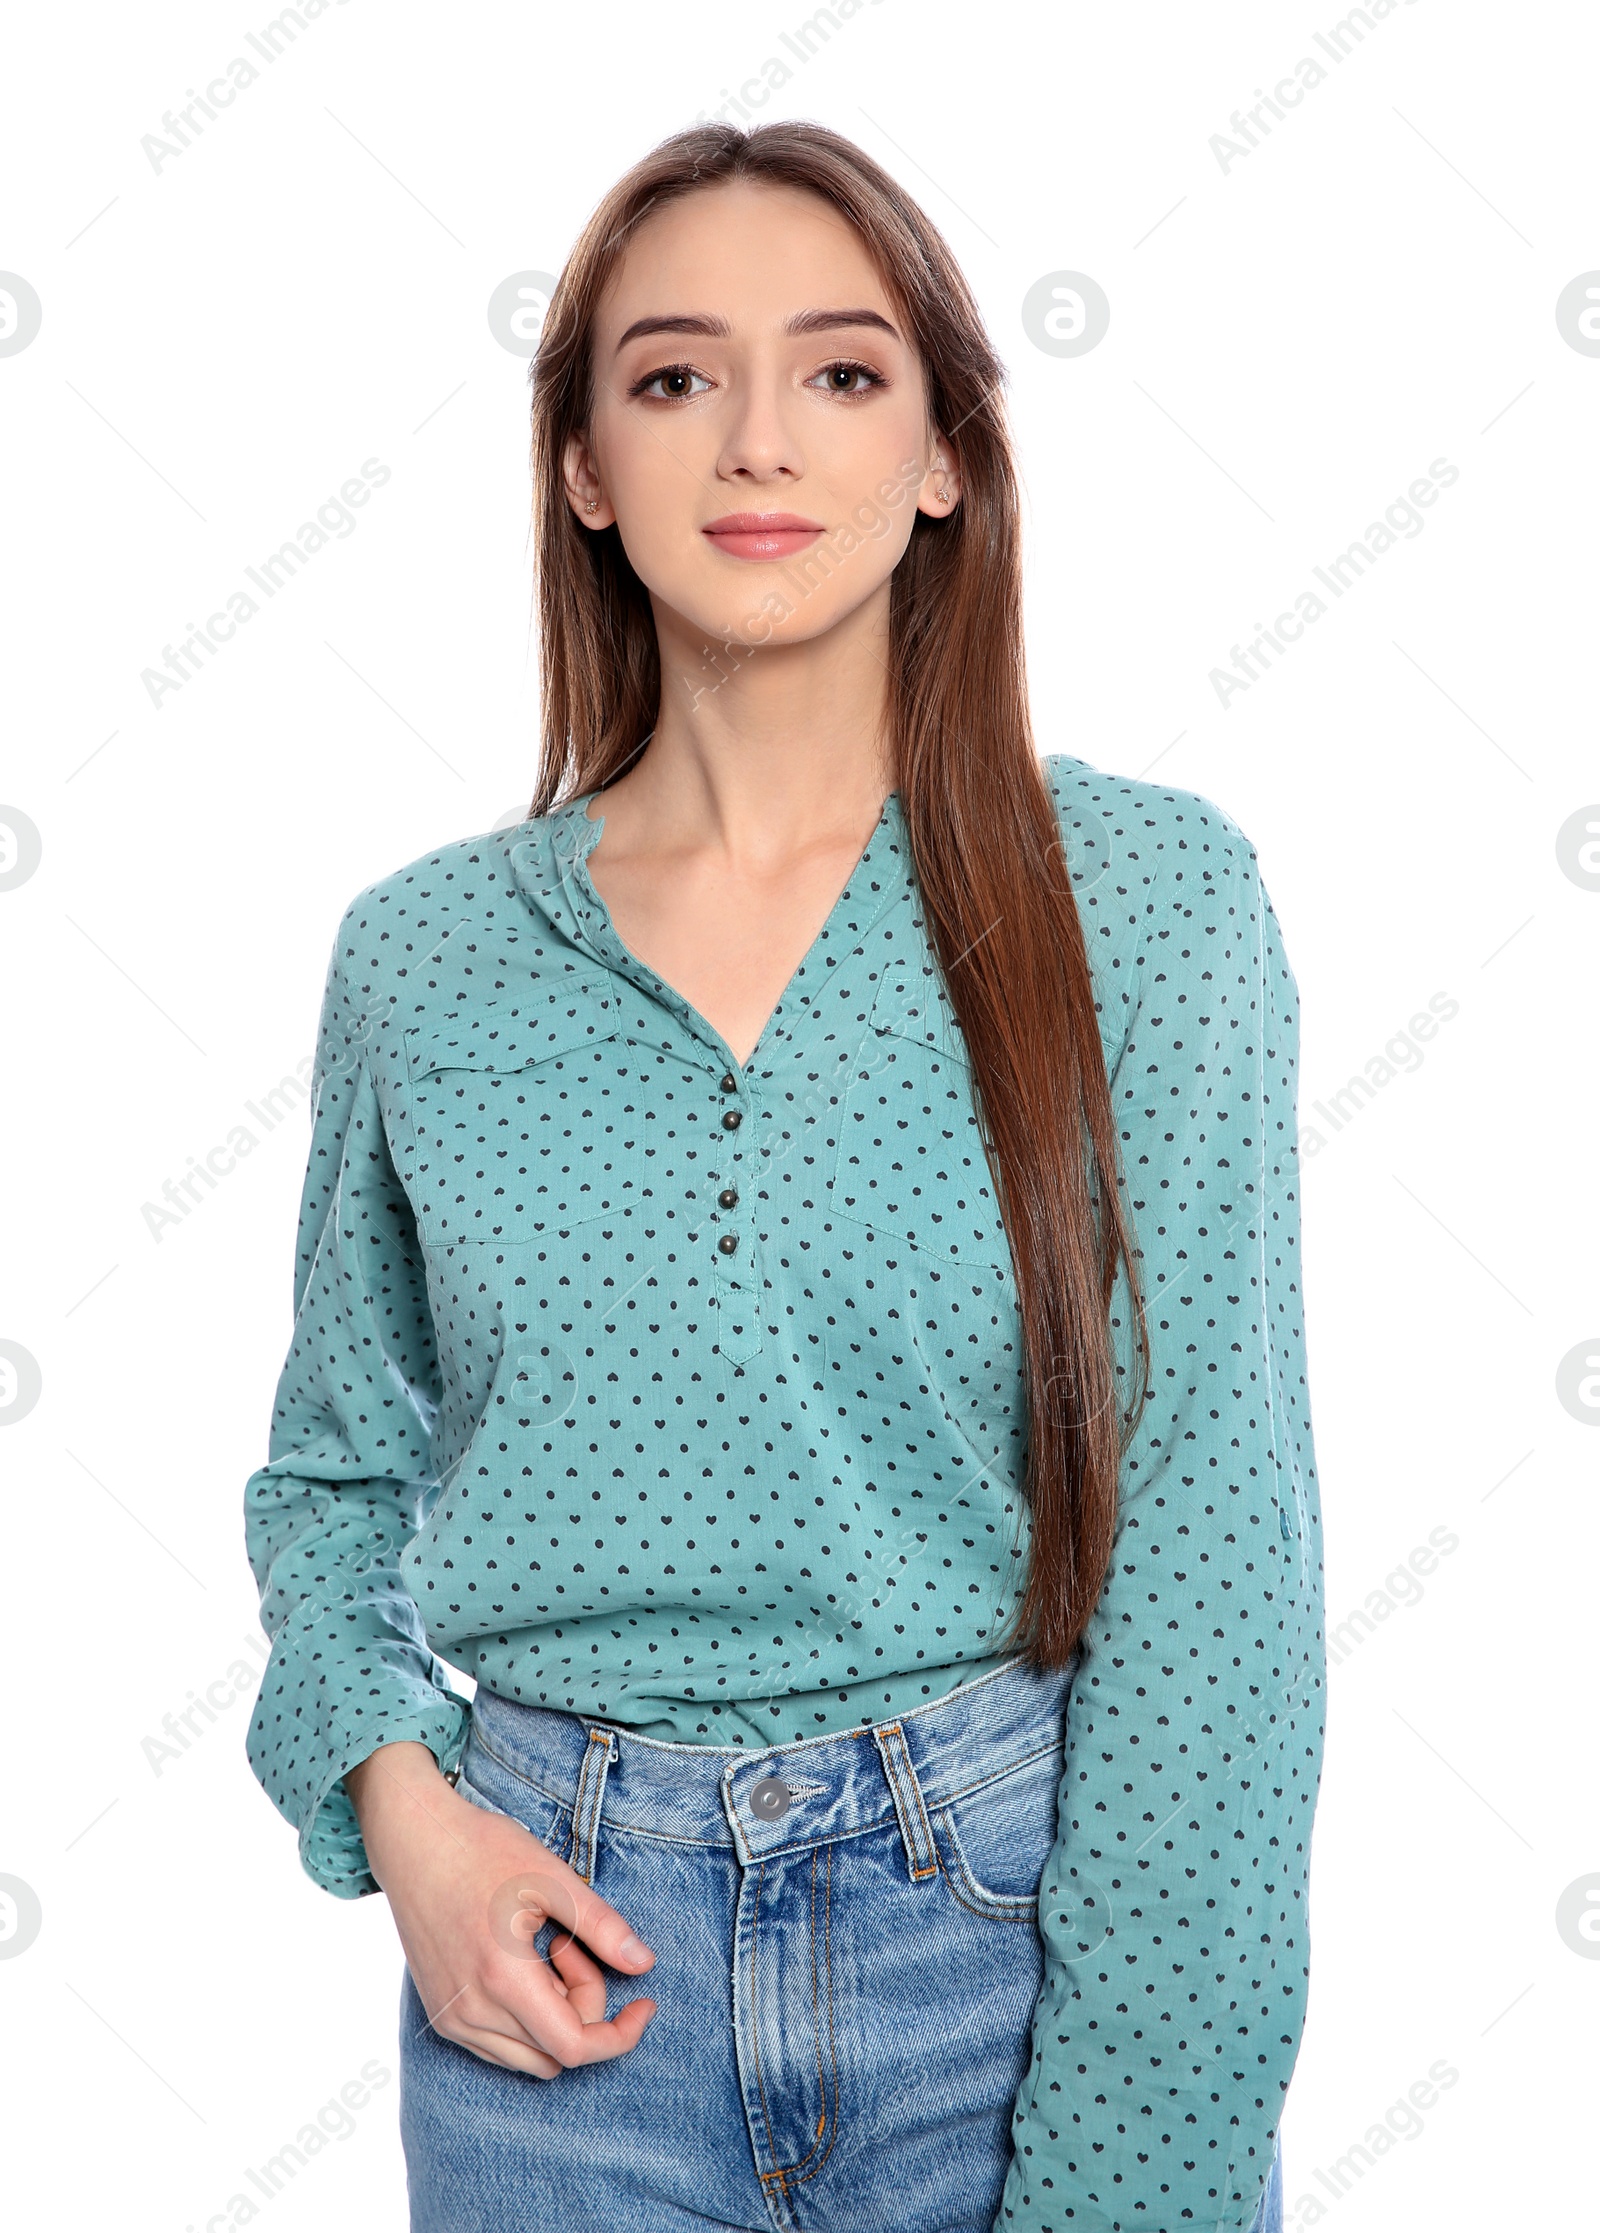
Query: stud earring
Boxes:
[{"xmin": 586, "ymin": 498, "xmax": 599, "ymax": 513}]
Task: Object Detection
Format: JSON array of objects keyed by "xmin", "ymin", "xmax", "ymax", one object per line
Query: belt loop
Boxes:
[
  {"xmin": 569, "ymin": 1725, "xmax": 617, "ymax": 1884},
  {"xmin": 871, "ymin": 1721, "xmax": 940, "ymax": 1882}
]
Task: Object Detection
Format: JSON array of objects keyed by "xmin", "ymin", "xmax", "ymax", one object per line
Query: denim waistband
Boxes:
[{"xmin": 466, "ymin": 1651, "xmax": 1079, "ymax": 1876}]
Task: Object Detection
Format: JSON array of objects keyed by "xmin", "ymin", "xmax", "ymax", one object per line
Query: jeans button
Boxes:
[{"xmin": 750, "ymin": 1776, "xmax": 790, "ymax": 1820}]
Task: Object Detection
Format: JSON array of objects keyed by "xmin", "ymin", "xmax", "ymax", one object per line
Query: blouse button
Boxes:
[
  {"xmin": 718, "ymin": 1187, "xmax": 738, "ymax": 1209},
  {"xmin": 720, "ymin": 1072, "xmax": 738, "ymax": 1093},
  {"xmin": 721, "ymin": 1108, "xmax": 743, "ymax": 1131},
  {"xmin": 717, "ymin": 1233, "xmax": 739, "ymax": 1255}
]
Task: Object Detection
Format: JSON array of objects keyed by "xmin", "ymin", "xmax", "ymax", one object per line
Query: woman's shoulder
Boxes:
[
  {"xmin": 317, "ymin": 804, "xmax": 591, "ymax": 1010},
  {"xmin": 1040, "ymin": 753, "xmax": 1277, "ymax": 1063},
  {"xmin": 339, "ymin": 802, "xmax": 573, "ymax": 909},
  {"xmin": 1041, "ymin": 749, "xmax": 1262, "ymax": 896}
]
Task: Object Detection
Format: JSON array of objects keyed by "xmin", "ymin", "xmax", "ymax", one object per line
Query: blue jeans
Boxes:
[{"xmin": 397, "ymin": 1653, "xmax": 1284, "ymax": 2232}]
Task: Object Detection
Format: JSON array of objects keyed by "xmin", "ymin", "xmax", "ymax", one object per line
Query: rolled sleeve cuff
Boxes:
[{"xmin": 298, "ymin": 1691, "xmax": 473, "ymax": 1899}]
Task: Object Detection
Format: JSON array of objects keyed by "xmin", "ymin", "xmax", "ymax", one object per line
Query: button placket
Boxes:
[{"xmin": 712, "ymin": 1066, "xmax": 763, "ymax": 1365}]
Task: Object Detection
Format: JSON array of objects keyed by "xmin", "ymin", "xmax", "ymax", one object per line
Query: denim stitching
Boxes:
[
  {"xmin": 932, "ymin": 1801, "xmax": 1044, "ymax": 1922},
  {"xmin": 791, "ymin": 1838, "xmax": 845, "ymax": 2189},
  {"xmin": 748, "ymin": 1860, "xmax": 798, "ymax": 2224},
  {"xmin": 874, "ymin": 1722, "xmax": 940, "ymax": 1880},
  {"xmin": 766, "ymin": 1842, "xmax": 838, "ymax": 2185},
  {"xmin": 570, "ymin": 1727, "xmax": 613, "ymax": 1883},
  {"xmin": 911, "ymin": 1731, "xmax": 1064, "ymax": 1811}
]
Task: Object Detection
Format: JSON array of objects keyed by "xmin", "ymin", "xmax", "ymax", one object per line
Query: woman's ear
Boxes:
[
  {"xmin": 562, "ymin": 431, "xmax": 613, "ymax": 528},
  {"xmin": 914, "ymin": 439, "xmax": 962, "ymax": 521}
]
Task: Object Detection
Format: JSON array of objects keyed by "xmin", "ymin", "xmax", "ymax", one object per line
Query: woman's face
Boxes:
[{"xmin": 567, "ymin": 180, "xmax": 957, "ymax": 656}]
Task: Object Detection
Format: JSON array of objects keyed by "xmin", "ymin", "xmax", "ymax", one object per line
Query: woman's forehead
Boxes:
[{"xmin": 599, "ymin": 184, "xmax": 894, "ymax": 332}]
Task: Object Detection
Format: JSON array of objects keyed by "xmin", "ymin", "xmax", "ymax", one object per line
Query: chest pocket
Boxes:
[
  {"xmin": 829, "ymin": 959, "xmax": 1014, "ymax": 1273},
  {"xmin": 403, "ymin": 982, "xmax": 645, "ymax": 1246}
]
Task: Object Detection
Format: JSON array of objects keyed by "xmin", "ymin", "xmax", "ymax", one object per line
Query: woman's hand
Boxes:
[{"xmin": 345, "ymin": 1740, "xmax": 657, "ymax": 2079}]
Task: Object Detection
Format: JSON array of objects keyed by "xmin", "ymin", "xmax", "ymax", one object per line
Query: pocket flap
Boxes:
[
  {"xmin": 868, "ymin": 956, "xmax": 971, "ymax": 1070},
  {"xmin": 406, "ymin": 980, "xmax": 621, "ymax": 1079}
]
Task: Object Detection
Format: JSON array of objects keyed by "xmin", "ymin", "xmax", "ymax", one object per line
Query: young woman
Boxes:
[{"xmin": 244, "ymin": 121, "xmax": 1323, "ymax": 2233}]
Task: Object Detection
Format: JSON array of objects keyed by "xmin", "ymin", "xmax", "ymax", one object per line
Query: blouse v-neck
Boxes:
[{"xmin": 568, "ymin": 785, "xmax": 904, "ymax": 1075}]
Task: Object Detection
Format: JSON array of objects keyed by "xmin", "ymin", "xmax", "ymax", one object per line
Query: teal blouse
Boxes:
[{"xmin": 243, "ymin": 750, "xmax": 1325, "ymax": 2231}]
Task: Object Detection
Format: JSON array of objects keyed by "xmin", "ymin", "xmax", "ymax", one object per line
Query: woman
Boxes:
[{"xmin": 243, "ymin": 120, "xmax": 1322, "ymax": 2233}]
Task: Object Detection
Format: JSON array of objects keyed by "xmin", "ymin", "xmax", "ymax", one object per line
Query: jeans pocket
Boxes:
[
  {"xmin": 454, "ymin": 1769, "xmax": 512, "ymax": 1819},
  {"xmin": 457, "ymin": 1743, "xmax": 573, "ymax": 1865},
  {"xmin": 933, "ymin": 1743, "xmax": 1063, "ymax": 1923}
]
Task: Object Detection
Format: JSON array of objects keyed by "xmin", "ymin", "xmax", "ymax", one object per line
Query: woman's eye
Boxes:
[
  {"xmin": 635, "ymin": 365, "xmax": 711, "ymax": 401},
  {"xmin": 810, "ymin": 361, "xmax": 884, "ymax": 397}
]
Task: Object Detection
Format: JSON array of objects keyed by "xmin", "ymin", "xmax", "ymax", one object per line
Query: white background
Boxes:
[{"xmin": 1, "ymin": 2, "xmax": 1594, "ymax": 2227}]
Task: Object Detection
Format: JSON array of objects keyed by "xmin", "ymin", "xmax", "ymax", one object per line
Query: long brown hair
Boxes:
[{"xmin": 524, "ymin": 121, "xmax": 1149, "ymax": 1670}]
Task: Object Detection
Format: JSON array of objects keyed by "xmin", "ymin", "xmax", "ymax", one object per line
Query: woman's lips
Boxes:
[{"xmin": 701, "ymin": 512, "xmax": 824, "ymax": 561}]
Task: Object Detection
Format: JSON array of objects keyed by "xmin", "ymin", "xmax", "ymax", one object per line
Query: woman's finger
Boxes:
[
  {"xmin": 545, "ymin": 1926, "xmax": 610, "ymax": 2026},
  {"xmin": 425, "ymin": 1960, "xmax": 657, "ymax": 2078},
  {"xmin": 442, "ymin": 2017, "xmax": 565, "ymax": 2080},
  {"xmin": 497, "ymin": 1945, "xmax": 658, "ymax": 2071}
]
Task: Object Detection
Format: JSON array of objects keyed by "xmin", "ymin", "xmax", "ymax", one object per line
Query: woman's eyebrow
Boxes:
[{"xmin": 613, "ymin": 307, "xmax": 901, "ymax": 352}]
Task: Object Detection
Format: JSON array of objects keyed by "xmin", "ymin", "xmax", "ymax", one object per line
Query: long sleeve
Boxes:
[
  {"xmin": 997, "ymin": 809, "xmax": 1327, "ymax": 2230},
  {"xmin": 242, "ymin": 915, "xmax": 471, "ymax": 1899}
]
